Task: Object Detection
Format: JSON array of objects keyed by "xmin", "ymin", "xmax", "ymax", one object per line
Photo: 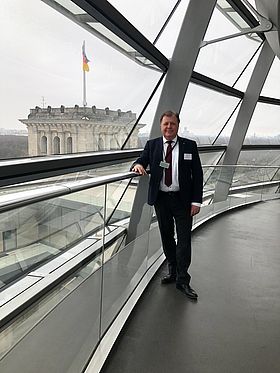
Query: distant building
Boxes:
[
  {"xmin": 20, "ymin": 105, "xmax": 144, "ymax": 156},
  {"xmin": 0, "ymin": 128, "xmax": 27, "ymax": 136}
]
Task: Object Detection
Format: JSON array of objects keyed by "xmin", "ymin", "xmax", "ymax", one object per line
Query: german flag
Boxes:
[{"xmin": 82, "ymin": 41, "xmax": 90, "ymax": 72}]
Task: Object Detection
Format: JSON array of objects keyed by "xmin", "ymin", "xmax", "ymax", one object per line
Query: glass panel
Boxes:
[
  {"xmin": 245, "ymin": 103, "xmax": 280, "ymax": 142},
  {"xmin": 0, "ymin": 161, "xmax": 136, "ymax": 197},
  {"xmin": 261, "ymin": 57, "xmax": 280, "ymax": 98},
  {"xmin": 106, "ymin": 177, "xmax": 138, "ymax": 227},
  {"xmin": 195, "ymin": 7, "xmax": 261, "ymax": 86},
  {"xmin": 238, "ymin": 149, "xmax": 280, "ymax": 167},
  {"xmin": 155, "ymin": 0, "xmax": 190, "ymax": 58},
  {"xmin": 230, "ymin": 166, "xmax": 265, "ymax": 187},
  {"xmin": 214, "ymin": 199, "xmax": 230, "ymax": 213},
  {"xmin": 241, "ymin": 0, "xmax": 258, "ymax": 12},
  {"xmin": 203, "ymin": 166, "xmax": 221, "ymax": 193},
  {"xmin": 87, "ymin": 22, "xmax": 135, "ymax": 53},
  {"xmin": 200, "ymin": 151, "xmax": 225, "ymax": 166},
  {"xmin": 108, "ymin": 0, "xmax": 178, "ymax": 42},
  {"xmin": 147, "ymin": 222, "xmax": 163, "ymax": 267},
  {"xmin": 55, "ymin": 0, "xmax": 85, "ymax": 14},
  {"xmin": 0, "ymin": 0, "xmax": 160, "ymax": 159},
  {"xmin": 125, "ymin": 75, "xmax": 165, "ymax": 149},
  {"xmin": 86, "ymin": 161, "xmax": 136, "ymax": 176},
  {"xmin": 0, "ymin": 264, "xmax": 102, "ymax": 372},
  {"xmin": 229, "ymin": 11, "xmax": 251, "ymax": 28},
  {"xmin": 180, "ymin": 83, "xmax": 240, "ymax": 144},
  {"xmin": 272, "ymin": 168, "xmax": 280, "ymax": 181},
  {"xmin": 53, "ymin": 0, "xmax": 160, "ymax": 70},
  {"xmin": 228, "ymin": 191, "xmax": 248, "ymax": 207},
  {"xmin": 217, "ymin": 0, "xmax": 260, "ymax": 36},
  {"xmin": 261, "ymin": 185, "xmax": 280, "ymax": 200},
  {"xmin": 200, "ymin": 164, "xmax": 279, "ymax": 212},
  {"xmin": 218, "ymin": 0, "xmax": 232, "ymax": 8},
  {"xmin": 246, "ymin": 188, "xmax": 262, "ymax": 203},
  {"xmin": 101, "ymin": 233, "xmax": 148, "ymax": 334},
  {"xmin": 0, "ymin": 185, "xmax": 105, "ymax": 289},
  {"xmin": 196, "ymin": 205, "xmax": 214, "ymax": 224},
  {"xmin": 199, "ymin": 163, "xmax": 280, "ymax": 214},
  {"xmin": 233, "ymin": 46, "xmax": 261, "ymax": 91}
]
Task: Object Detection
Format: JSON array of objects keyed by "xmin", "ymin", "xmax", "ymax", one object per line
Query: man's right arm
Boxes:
[
  {"xmin": 130, "ymin": 141, "xmax": 150, "ymax": 175},
  {"xmin": 132, "ymin": 163, "xmax": 147, "ymax": 175}
]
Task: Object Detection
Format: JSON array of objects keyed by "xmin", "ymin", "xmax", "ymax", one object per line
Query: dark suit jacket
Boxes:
[{"xmin": 133, "ymin": 136, "xmax": 203, "ymax": 207}]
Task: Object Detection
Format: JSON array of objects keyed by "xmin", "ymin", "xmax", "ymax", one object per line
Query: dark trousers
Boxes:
[{"xmin": 154, "ymin": 191, "xmax": 192, "ymax": 285}]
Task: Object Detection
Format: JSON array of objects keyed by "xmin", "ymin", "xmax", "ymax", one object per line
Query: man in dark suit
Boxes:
[{"xmin": 132, "ymin": 111, "xmax": 203, "ymax": 299}]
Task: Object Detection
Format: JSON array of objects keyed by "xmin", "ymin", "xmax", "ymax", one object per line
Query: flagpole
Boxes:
[
  {"xmin": 82, "ymin": 40, "xmax": 88, "ymax": 107},
  {"xmin": 83, "ymin": 68, "xmax": 87, "ymax": 107}
]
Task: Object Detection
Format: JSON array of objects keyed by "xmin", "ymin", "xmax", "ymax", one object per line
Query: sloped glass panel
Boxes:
[
  {"xmin": 233, "ymin": 46, "xmax": 262, "ymax": 91},
  {"xmin": 261, "ymin": 57, "xmax": 280, "ymax": 98},
  {"xmin": 245, "ymin": 103, "xmax": 280, "ymax": 143},
  {"xmin": 180, "ymin": 83, "xmax": 240, "ymax": 144},
  {"xmin": 155, "ymin": 0, "xmax": 190, "ymax": 58},
  {"xmin": 195, "ymin": 7, "xmax": 261, "ymax": 86},
  {"xmin": 108, "ymin": 0, "xmax": 178, "ymax": 42},
  {"xmin": 0, "ymin": 0, "xmax": 161, "ymax": 159}
]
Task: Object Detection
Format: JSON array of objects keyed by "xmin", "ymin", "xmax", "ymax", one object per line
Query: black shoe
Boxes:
[
  {"xmin": 161, "ymin": 274, "xmax": 176, "ymax": 284},
  {"xmin": 176, "ymin": 284, "xmax": 198, "ymax": 299}
]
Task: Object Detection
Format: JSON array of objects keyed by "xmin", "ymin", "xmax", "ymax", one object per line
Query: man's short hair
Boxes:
[{"xmin": 160, "ymin": 111, "xmax": 180, "ymax": 124}]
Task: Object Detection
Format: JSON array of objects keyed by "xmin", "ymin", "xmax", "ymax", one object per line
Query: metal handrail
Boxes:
[
  {"xmin": 0, "ymin": 171, "xmax": 137, "ymax": 214},
  {"xmin": 0, "ymin": 165, "xmax": 279, "ymax": 214},
  {"xmin": 1, "ymin": 144, "xmax": 280, "ymax": 188},
  {"xmin": 202, "ymin": 164, "xmax": 280, "ymax": 168},
  {"xmin": 0, "ymin": 149, "xmax": 143, "ymax": 188}
]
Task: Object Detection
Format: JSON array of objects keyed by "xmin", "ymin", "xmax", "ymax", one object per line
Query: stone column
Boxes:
[
  {"xmin": 104, "ymin": 131, "xmax": 110, "ymax": 150},
  {"xmin": 47, "ymin": 126, "xmax": 52, "ymax": 155},
  {"xmin": 28, "ymin": 124, "xmax": 40, "ymax": 156},
  {"xmin": 60, "ymin": 127, "xmax": 65, "ymax": 154}
]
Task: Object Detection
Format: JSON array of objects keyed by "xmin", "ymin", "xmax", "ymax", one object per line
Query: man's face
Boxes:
[{"xmin": 160, "ymin": 114, "xmax": 179, "ymax": 141}]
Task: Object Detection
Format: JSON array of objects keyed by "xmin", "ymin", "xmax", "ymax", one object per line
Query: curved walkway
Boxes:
[{"xmin": 101, "ymin": 199, "xmax": 280, "ymax": 373}]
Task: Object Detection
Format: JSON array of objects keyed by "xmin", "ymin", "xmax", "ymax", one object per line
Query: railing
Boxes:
[
  {"xmin": 0, "ymin": 164, "xmax": 279, "ymax": 373},
  {"xmin": 0, "ymin": 145, "xmax": 229, "ymax": 188}
]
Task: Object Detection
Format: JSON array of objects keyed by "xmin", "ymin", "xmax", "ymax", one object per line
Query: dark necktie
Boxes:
[{"xmin": 165, "ymin": 141, "xmax": 173, "ymax": 187}]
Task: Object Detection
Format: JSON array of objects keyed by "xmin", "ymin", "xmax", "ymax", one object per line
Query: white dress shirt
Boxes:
[
  {"xmin": 159, "ymin": 136, "xmax": 201, "ymax": 207},
  {"xmin": 160, "ymin": 136, "xmax": 179, "ymax": 192}
]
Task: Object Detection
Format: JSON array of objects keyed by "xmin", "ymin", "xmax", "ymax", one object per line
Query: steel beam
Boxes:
[{"xmin": 214, "ymin": 40, "xmax": 275, "ymax": 202}]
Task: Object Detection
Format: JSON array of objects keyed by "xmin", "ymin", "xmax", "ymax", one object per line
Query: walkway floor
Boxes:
[{"xmin": 101, "ymin": 199, "xmax": 280, "ymax": 373}]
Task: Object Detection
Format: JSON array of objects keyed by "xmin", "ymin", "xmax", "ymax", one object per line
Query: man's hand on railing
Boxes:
[
  {"xmin": 132, "ymin": 164, "xmax": 147, "ymax": 175},
  {"xmin": 191, "ymin": 205, "xmax": 200, "ymax": 216}
]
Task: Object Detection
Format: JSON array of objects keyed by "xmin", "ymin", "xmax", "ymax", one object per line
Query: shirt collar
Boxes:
[{"xmin": 163, "ymin": 136, "xmax": 178, "ymax": 144}]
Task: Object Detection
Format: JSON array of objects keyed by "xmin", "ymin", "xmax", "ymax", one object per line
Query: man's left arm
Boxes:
[{"xmin": 191, "ymin": 142, "xmax": 203, "ymax": 216}]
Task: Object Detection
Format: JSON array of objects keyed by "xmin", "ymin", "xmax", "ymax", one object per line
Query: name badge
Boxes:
[
  {"xmin": 184, "ymin": 153, "xmax": 192, "ymax": 160},
  {"xmin": 160, "ymin": 161, "xmax": 170, "ymax": 169}
]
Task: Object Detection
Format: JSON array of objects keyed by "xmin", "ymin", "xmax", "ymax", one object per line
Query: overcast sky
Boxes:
[{"xmin": 1, "ymin": 0, "xmax": 280, "ymax": 138}]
